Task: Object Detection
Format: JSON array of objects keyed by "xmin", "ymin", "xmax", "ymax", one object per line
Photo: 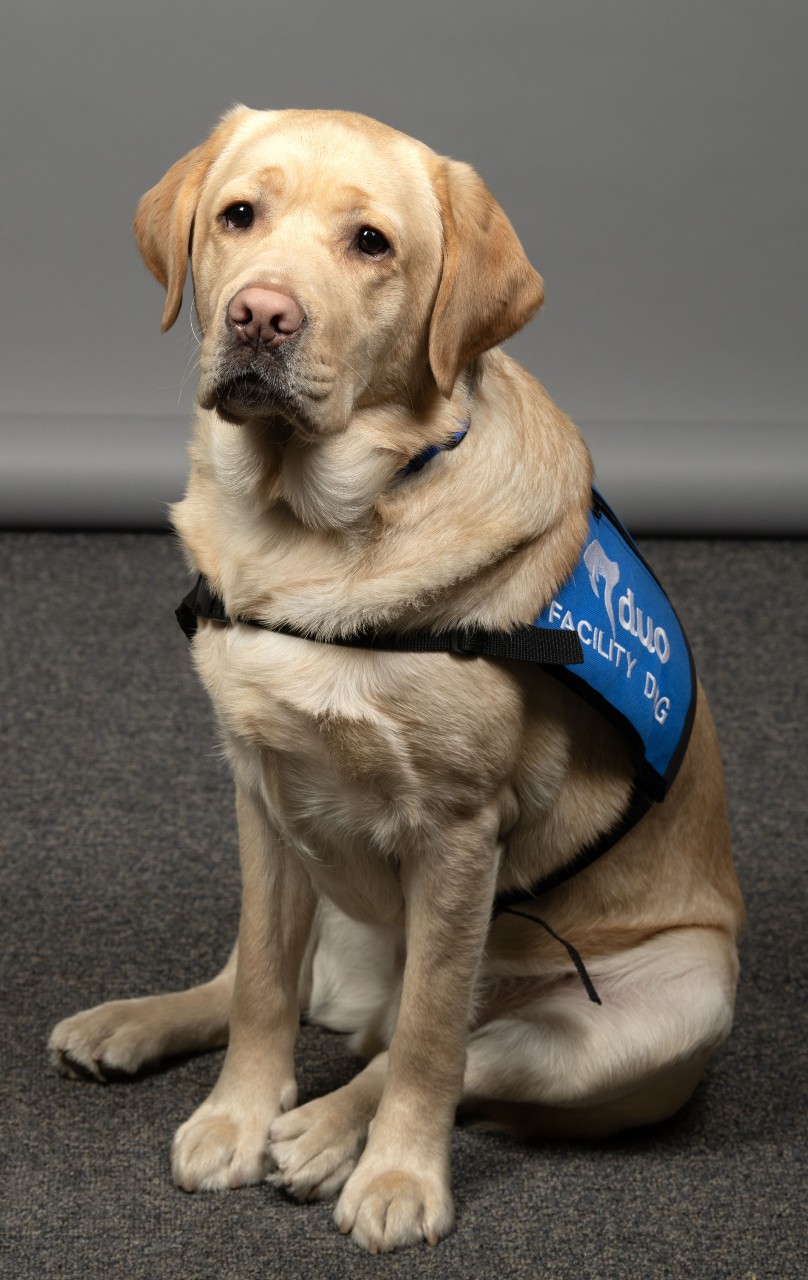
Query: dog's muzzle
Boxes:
[{"xmin": 200, "ymin": 286, "xmax": 308, "ymax": 421}]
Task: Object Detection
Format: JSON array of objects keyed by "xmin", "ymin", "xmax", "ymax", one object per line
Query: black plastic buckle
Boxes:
[
  {"xmin": 449, "ymin": 629, "xmax": 478, "ymax": 658},
  {"xmin": 196, "ymin": 577, "xmax": 229, "ymax": 623}
]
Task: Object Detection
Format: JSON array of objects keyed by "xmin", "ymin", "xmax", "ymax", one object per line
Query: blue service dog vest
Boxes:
[{"xmin": 535, "ymin": 490, "xmax": 696, "ymax": 804}]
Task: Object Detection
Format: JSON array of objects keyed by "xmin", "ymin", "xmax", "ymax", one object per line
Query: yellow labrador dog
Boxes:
[{"xmin": 50, "ymin": 107, "xmax": 744, "ymax": 1253}]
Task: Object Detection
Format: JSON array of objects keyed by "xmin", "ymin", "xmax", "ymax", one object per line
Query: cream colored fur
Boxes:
[{"xmin": 49, "ymin": 107, "xmax": 744, "ymax": 1255}]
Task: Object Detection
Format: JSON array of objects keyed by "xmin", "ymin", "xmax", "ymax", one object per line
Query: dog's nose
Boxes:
[{"xmin": 228, "ymin": 287, "xmax": 305, "ymax": 347}]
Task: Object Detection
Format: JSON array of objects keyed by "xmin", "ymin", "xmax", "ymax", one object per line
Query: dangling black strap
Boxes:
[
  {"xmin": 490, "ymin": 781, "xmax": 656, "ymax": 1005},
  {"xmin": 495, "ymin": 907, "xmax": 602, "ymax": 1005},
  {"xmin": 175, "ymin": 574, "xmax": 585, "ymax": 667}
]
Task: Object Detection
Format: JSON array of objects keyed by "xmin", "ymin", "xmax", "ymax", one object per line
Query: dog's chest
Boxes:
[{"xmin": 191, "ymin": 621, "xmax": 519, "ymax": 912}]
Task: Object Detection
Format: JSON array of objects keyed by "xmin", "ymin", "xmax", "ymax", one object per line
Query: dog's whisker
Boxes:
[
  {"xmin": 189, "ymin": 307, "xmax": 203, "ymax": 347},
  {"xmin": 178, "ymin": 353, "xmax": 201, "ymax": 402}
]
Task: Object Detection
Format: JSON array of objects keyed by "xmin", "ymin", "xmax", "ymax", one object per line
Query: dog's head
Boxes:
[{"xmin": 135, "ymin": 107, "xmax": 544, "ymax": 435}]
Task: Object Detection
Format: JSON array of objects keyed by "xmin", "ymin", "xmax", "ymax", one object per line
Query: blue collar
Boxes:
[
  {"xmin": 396, "ymin": 421, "xmax": 470, "ymax": 477},
  {"xmin": 396, "ymin": 370, "xmax": 474, "ymax": 478}
]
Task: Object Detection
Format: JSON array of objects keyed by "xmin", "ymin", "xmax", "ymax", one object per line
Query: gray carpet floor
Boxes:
[{"xmin": 2, "ymin": 533, "xmax": 806, "ymax": 1279}]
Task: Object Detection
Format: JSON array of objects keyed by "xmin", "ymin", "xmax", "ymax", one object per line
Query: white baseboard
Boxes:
[
  {"xmin": 1, "ymin": 414, "xmax": 805, "ymax": 533},
  {"xmin": 2, "ymin": 415, "xmax": 189, "ymax": 529},
  {"xmin": 582, "ymin": 421, "xmax": 806, "ymax": 535}
]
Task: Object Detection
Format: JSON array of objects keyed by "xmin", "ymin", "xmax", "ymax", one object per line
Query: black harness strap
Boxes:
[
  {"xmin": 493, "ymin": 779, "xmax": 655, "ymax": 912},
  {"xmin": 491, "ymin": 780, "xmax": 656, "ymax": 1004},
  {"xmin": 176, "ymin": 573, "xmax": 585, "ymax": 667}
]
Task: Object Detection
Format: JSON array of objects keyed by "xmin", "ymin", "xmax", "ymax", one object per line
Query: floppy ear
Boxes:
[
  {"xmin": 428, "ymin": 160, "xmax": 545, "ymax": 397},
  {"xmin": 133, "ymin": 110, "xmax": 245, "ymax": 332}
]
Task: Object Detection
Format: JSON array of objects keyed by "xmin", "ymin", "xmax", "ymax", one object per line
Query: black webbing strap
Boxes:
[
  {"xmin": 491, "ymin": 780, "xmax": 656, "ymax": 1004},
  {"xmin": 494, "ymin": 780, "xmax": 655, "ymax": 912},
  {"xmin": 175, "ymin": 574, "xmax": 585, "ymax": 667}
]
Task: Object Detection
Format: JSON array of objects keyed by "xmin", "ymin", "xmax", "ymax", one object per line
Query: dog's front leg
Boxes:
[
  {"xmin": 172, "ymin": 781, "xmax": 315, "ymax": 1192},
  {"xmin": 334, "ymin": 809, "xmax": 500, "ymax": 1253}
]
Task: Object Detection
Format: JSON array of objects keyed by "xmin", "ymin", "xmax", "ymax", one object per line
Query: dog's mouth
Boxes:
[{"xmin": 199, "ymin": 350, "xmax": 306, "ymax": 427}]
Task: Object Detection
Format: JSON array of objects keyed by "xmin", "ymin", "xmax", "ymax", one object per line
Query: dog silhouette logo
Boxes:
[{"xmin": 583, "ymin": 540, "xmax": 620, "ymax": 637}]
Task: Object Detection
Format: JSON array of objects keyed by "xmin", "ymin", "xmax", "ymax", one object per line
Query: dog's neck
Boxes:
[
  {"xmin": 217, "ymin": 370, "xmax": 476, "ymax": 534},
  {"xmin": 173, "ymin": 351, "xmax": 593, "ymax": 636}
]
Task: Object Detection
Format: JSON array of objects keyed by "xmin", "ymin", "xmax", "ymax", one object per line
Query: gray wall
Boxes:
[{"xmin": 2, "ymin": 0, "xmax": 806, "ymax": 530}]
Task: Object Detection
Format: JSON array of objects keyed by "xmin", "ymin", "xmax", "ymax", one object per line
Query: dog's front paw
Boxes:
[
  {"xmin": 48, "ymin": 999, "xmax": 171, "ymax": 1081},
  {"xmin": 172, "ymin": 1091, "xmax": 289, "ymax": 1192},
  {"xmin": 334, "ymin": 1159, "xmax": 454, "ymax": 1254},
  {"xmin": 268, "ymin": 1086, "xmax": 370, "ymax": 1202}
]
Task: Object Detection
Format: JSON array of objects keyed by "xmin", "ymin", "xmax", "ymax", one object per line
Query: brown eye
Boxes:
[
  {"xmin": 356, "ymin": 226, "xmax": 390, "ymax": 256},
  {"xmin": 221, "ymin": 202, "xmax": 254, "ymax": 230}
]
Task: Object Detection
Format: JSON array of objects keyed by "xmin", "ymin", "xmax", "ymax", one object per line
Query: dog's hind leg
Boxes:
[
  {"xmin": 460, "ymin": 925, "xmax": 739, "ymax": 1138},
  {"xmin": 48, "ymin": 944, "xmax": 237, "ymax": 1080},
  {"xmin": 269, "ymin": 927, "xmax": 738, "ymax": 1204}
]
